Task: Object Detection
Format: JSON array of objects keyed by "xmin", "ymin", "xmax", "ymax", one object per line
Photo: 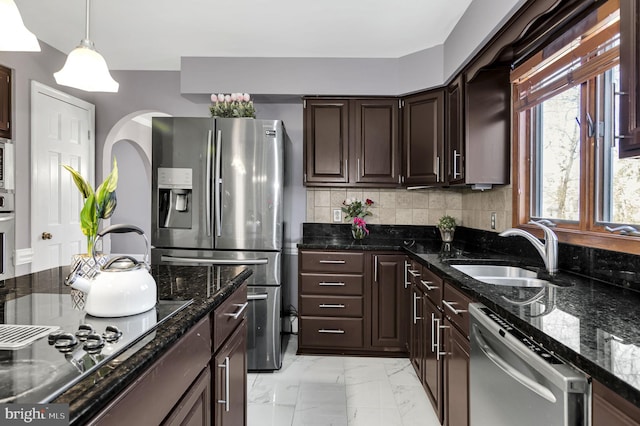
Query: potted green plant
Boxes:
[
  {"xmin": 437, "ymin": 215, "xmax": 457, "ymax": 242},
  {"xmin": 64, "ymin": 158, "xmax": 118, "ymax": 257}
]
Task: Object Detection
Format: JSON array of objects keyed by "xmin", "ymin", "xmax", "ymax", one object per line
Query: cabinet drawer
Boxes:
[
  {"xmin": 300, "ymin": 295, "xmax": 363, "ymax": 317},
  {"xmin": 299, "ymin": 317, "xmax": 364, "ymax": 348},
  {"xmin": 300, "ymin": 250, "xmax": 364, "ymax": 273},
  {"xmin": 420, "ymin": 264, "xmax": 443, "ymax": 304},
  {"xmin": 300, "ymin": 273, "xmax": 363, "ymax": 296},
  {"xmin": 213, "ymin": 283, "xmax": 248, "ymax": 351},
  {"xmin": 442, "ymin": 281, "xmax": 472, "ymax": 337}
]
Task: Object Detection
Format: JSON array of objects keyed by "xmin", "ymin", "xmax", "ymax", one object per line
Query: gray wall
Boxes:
[{"xmin": 0, "ymin": 42, "xmax": 96, "ymax": 277}]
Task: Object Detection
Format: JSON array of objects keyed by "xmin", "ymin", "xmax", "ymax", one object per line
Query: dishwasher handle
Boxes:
[{"xmin": 471, "ymin": 323, "xmax": 557, "ymax": 403}]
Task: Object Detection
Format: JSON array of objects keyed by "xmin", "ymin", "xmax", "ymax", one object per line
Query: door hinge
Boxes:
[
  {"xmin": 88, "ymin": 130, "xmax": 91, "ymax": 140},
  {"xmin": 303, "ymin": 100, "xmax": 307, "ymax": 109},
  {"xmin": 399, "ymin": 99, "xmax": 402, "ymax": 108},
  {"xmin": 6, "ymin": 121, "xmax": 9, "ymax": 129}
]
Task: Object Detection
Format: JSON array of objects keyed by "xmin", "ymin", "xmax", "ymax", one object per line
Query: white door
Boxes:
[{"xmin": 31, "ymin": 81, "xmax": 95, "ymax": 272}]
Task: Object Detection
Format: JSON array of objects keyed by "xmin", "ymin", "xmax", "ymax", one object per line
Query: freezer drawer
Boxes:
[{"xmin": 247, "ymin": 286, "xmax": 282, "ymax": 371}]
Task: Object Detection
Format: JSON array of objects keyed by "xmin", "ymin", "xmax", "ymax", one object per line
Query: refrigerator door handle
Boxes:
[
  {"xmin": 206, "ymin": 130, "xmax": 213, "ymax": 237},
  {"xmin": 215, "ymin": 129, "xmax": 223, "ymax": 237},
  {"xmin": 160, "ymin": 255, "xmax": 269, "ymax": 265}
]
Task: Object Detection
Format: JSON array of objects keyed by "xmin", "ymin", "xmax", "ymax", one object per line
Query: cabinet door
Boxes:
[
  {"xmin": 619, "ymin": 0, "xmax": 640, "ymax": 158},
  {"xmin": 303, "ymin": 99, "xmax": 349, "ymax": 184},
  {"xmin": 592, "ymin": 380, "xmax": 640, "ymax": 426},
  {"xmin": 214, "ymin": 320, "xmax": 247, "ymax": 426},
  {"xmin": 444, "ymin": 322, "xmax": 469, "ymax": 426},
  {"xmin": 403, "ymin": 90, "xmax": 445, "ymax": 185},
  {"xmin": 163, "ymin": 367, "xmax": 211, "ymax": 426},
  {"xmin": 371, "ymin": 254, "xmax": 407, "ymax": 350},
  {"xmin": 409, "ymin": 283, "xmax": 424, "ymax": 378},
  {"xmin": 423, "ymin": 298, "xmax": 443, "ymax": 423},
  {"xmin": 0, "ymin": 65, "xmax": 10, "ymax": 139},
  {"xmin": 353, "ymin": 99, "xmax": 400, "ymax": 185},
  {"xmin": 446, "ymin": 77, "xmax": 464, "ymax": 184}
]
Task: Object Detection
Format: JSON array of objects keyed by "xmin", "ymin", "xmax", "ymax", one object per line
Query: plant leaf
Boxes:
[
  {"xmin": 80, "ymin": 193, "xmax": 97, "ymax": 237},
  {"xmin": 62, "ymin": 165, "xmax": 93, "ymax": 199},
  {"xmin": 95, "ymin": 158, "xmax": 118, "ymax": 218},
  {"xmin": 99, "ymin": 191, "xmax": 118, "ymax": 219}
]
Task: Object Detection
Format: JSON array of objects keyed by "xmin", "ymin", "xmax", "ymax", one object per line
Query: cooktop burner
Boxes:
[{"xmin": 0, "ymin": 293, "xmax": 192, "ymax": 403}]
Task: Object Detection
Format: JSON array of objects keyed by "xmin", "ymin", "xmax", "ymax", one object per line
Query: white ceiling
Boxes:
[{"xmin": 16, "ymin": 0, "xmax": 474, "ymax": 71}]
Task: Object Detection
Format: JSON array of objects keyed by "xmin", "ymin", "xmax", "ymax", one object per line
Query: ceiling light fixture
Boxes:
[
  {"xmin": 54, "ymin": 0, "xmax": 119, "ymax": 92},
  {"xmin": 0, "ymin": 0, "xmax": 41, "ymax": 52}
]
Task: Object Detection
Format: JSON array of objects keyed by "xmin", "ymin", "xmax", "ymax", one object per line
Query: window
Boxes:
[{"xmin": 512, "ymin": 0, "xmax": 640, "ymax": 252}]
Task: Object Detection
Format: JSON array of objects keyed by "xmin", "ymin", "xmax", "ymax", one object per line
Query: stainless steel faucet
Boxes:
[{"xmin": 499, "ymin": 220, "xmax": 558, "ymax": 275}]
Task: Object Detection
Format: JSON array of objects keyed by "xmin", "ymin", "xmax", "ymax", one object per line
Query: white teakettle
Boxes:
[{"xmin": 65, "ymin": 224, "xmax": 157, "ymax": 317}]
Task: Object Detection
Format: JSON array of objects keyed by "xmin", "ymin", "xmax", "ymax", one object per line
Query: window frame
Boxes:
[{"xmin": 511, "ymin": 0, "xmax": 640, "ymax": 254}]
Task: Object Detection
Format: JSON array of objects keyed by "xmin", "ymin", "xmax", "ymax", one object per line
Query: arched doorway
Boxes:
[{"xmin": 102, "ymin": 111, "xmax": 170, "ymax": 255}]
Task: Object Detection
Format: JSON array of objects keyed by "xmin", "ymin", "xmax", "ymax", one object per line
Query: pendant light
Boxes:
[
  {"xmin": 0, "ymin": 0, "xmax": 41, "ymax": 51},
  {"xmin": 54, "ymin": 0, "xmax": 119, "ymax": 93}
]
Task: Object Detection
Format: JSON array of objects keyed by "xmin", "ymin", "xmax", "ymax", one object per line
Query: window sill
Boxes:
[{"xmin": 518, "ymin": 223, "xmax": 640, "ymax": 255}]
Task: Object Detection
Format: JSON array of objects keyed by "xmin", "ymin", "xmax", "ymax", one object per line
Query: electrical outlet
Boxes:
[
  {"xmin": 490, "ymin": 212, "xmax": 496, "ymax": 230},
  {"xmin": 333, "ymin": 208, "xmax": 342, "ymax": 223}
]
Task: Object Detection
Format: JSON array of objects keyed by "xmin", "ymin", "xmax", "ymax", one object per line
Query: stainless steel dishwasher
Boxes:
[{"xmin": 469, "ymin": 303, "xmax": 589, "ymax": 426}]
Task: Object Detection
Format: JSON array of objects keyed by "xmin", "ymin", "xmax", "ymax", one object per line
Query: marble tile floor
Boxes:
[{"xmin": 247, "ymin": 335, "xmax": 440, "ymax": 426}]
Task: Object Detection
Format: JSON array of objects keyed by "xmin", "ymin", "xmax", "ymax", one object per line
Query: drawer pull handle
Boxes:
[
  {"xmin": 217, "ymin": 356, "xmax": 230, "ymax": 412},
  {"xmin": 408, "ymin": 269, "xmax": 420, "ymax": 277},
  {"xmin": 421, "ymin": 280, "xmax": 437, "ymax": 291},
  {"xmin": 319, "ymin": 282, "xmax": 345, "ymax": 286},
  {"xmin": 443, "ymin": 300, "xmax": 468, "ymax": 315},
  {"xmin": 319, "ymin": 260, "xmax": 346, "ymax": 264},
  {"xmin": 224, "ymin": 302, "xmax": 249, "ymax": 319},
  {"xmin": 319, "ymin": 304, "xmax": 345, "ymax": 309},
  {"xmin": 318, "ymin": 329, "xmax": 345, "ymax": 334}
]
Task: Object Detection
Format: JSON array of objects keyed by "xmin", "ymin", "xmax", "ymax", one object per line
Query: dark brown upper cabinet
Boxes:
[
  {"xmin": 446, "ymin": 77, "xmax": 464, "ymax": 185},
  {"xmin": 353, "ymin": 99, "xmax": 401, "ymax": 185},
  {"xmin": 303, "ymin": 97, "xmax": 400, "ymax": 187},
  {"xmin": 619, "ymin": 0, "xmax": 640, "ymax": 158},
  {"xmin": 0, "ymin": 65, "xmax": 11, "ymax": 140},
  {"xmin": 303, "ymin": 99, "xmax": 350, "ymax": 185},
  {"xmin": 402, "ymin": 90, "xmax": 445, "ymax": 186}
]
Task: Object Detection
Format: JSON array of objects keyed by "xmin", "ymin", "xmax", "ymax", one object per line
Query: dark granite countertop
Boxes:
[
  {"xmin": 299, "ymin": 228, "xmax": 640, "ymax": 409},
  {"xmin": 0, "ymin": 264, "xmax": 251, "ymax": 424}
]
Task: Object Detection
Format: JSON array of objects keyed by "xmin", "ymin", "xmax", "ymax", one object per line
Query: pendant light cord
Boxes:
[{"xmin": 85, "ymin": 0, "xmax": 91, "ymax": 41}]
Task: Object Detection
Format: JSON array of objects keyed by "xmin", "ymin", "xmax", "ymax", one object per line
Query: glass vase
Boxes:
[{"xmin": 351, "ymin": 225, "xmax": 367, "ymax": 240}]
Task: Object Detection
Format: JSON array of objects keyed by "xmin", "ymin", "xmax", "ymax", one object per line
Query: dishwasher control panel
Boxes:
[{"xmin": 480, "ymin": 306, "xmax": 563, "ymax": 365}]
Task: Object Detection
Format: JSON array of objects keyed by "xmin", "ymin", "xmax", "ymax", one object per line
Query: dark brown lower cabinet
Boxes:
[
  {"xmin": 371, "ymin": 254, "xmax": 407, "ymax": 350},
  {"xmin": 409, "ymin": 281, "xmax": 424, "ymax": 379},
  {"xmin": 593, "ymin": 380, "xmax": 640, "ymax": 426},
  {"xmin": 164, "ymin": 366, "xmax": 211, "ymax": 426},
  {"xmin": 214, "ymin": 320, "xmax": 247, "ymax": 426},
  {"xmin": 423, "ymin": 298, "xmax": 444, "ymax": 423},
  {"xmin": 444, "ymin": 319, "xmax": 469, "ymax": 426}
]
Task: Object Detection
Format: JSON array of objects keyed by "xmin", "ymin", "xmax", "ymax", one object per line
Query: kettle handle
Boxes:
[
  {"xmin": 98, "ymin": 224, "xmax": 144, "ymax": 236},
  {"xmin": 92, "ymin": 224, "xmax": 150, "ymax": 267}
]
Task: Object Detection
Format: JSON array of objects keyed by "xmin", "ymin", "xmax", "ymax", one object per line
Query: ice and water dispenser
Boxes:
[{"xmin": 157, "ymin": 167, "xmax": 192, "ymax": 229}]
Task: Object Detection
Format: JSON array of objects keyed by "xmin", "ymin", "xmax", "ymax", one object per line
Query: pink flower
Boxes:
[
  {"xmin": 217, "ymin": 93, "xmax": 225, "ymax": 102},
  {"xmin": 365, "ymin": 199, "xmax": 374, "ymax": 206},
  {"xmin": 210, "ymin": 94, "xmax": 217, "ymax": 103},
  {"xmin": 230, "ymin": 93, "xmax": 238, "ymax": 101},
  {"xmin": 353, "ymin": 217, "xmax": 369, "ymax": 234},
  {"xmin": 243, "ymin": 93, "xmax": 251, "ymax": 102},
  {"xmin": 224, "ymin": 95, "xmax": 231, "ymax": 103}
]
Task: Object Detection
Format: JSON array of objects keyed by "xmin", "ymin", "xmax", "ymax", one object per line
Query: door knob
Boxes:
[{"xmin": 41, "ymin": 232, "xmax": 53, "ymax": 240}]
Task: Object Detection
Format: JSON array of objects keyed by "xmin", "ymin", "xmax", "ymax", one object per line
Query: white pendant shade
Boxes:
[
  {"xmin": 54, "ymin": 40, "xmax": 119, "ymax": 92},
  {"xmin": 0, "ymin": 0, "xmax": 41, "ymax": 52},
  {"xmin": 54, "ymin": 0, "xmax": 119, "ymax": 93}
]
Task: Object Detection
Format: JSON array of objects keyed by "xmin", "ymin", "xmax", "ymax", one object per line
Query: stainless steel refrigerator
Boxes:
[{"xmin": 151, "ymin": 117, "xmax": 284, "ymax": 371}]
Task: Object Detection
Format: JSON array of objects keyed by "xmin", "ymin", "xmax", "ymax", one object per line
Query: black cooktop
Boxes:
[{"xmin": 0, "ymin": 293, "xmax": 191, "ymax": 403}]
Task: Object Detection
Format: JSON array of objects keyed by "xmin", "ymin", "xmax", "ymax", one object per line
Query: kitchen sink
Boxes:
[
  {"xmin": 450, "ymin": 264, "xmax": 549, "ymax": 287},
  {"xmin": 451, "ymin": 264, "xmax": 537, "ymax": 279}
]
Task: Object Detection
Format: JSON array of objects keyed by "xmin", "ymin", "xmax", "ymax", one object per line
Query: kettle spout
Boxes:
[{"xmin": 65, "ymin": 263, "xmax": 92, "ymax": 293}]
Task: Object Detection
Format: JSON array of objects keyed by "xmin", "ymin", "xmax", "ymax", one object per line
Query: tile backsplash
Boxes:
[{"xmin": 305, "ymin": 185, "xmax": 513, "ymax": 232}]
